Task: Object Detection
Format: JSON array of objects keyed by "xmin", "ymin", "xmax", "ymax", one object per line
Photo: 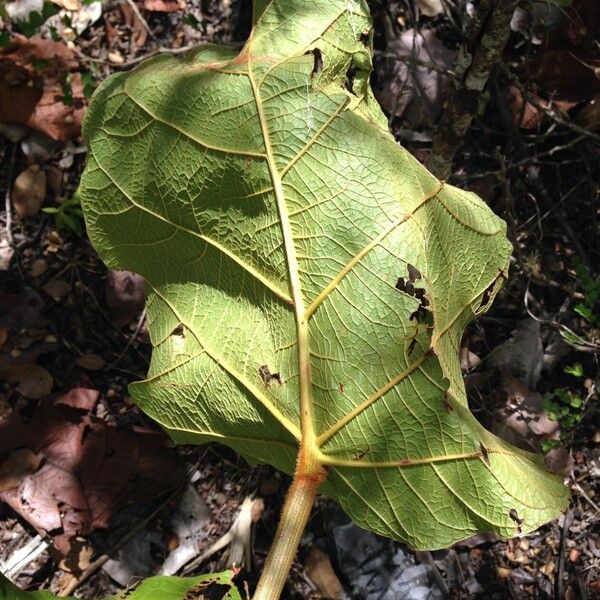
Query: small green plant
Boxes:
[
  {"xmin": 13, "ymin": 0, "xmax": 58, "ymax": 37},
  {"xmin": 573, "ymin": 260, "xmax": 599, "ymax": 325},
  {"xmin": 541, "ymin": 363, "xmax": 586, "ymax": 452},
  {"xmin": 42, "ymin": 190, "xmax": 84, "ymax": 235}
]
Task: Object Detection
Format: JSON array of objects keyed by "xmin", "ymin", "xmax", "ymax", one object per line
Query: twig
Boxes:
[
  {"xmin": 421, "ymin": 551, "xmax": 449, "ymax": 595},
  {"xmin": 491, "ymin": 75, "xmax": 598, "ymax": 278},
  {"xmin": 73, "ymin": 44, "xmax": 197, "ymax": 69},
  {"xmin": 108, "ymin": 308, "xmax": 147, "ymax": 369},
  {"xmin": 529, "ymin": 97, "xmax": 600, "ymax": 144},
  {"xmin": 124, "ymin": 0, "xmax": 152, "ymax": 37},
  {"xmin": 572, "ymin": 482, "xmax": 600, "ymax": 515},
  {"xmin": 555, "ymin": 508, "xmax": 572, "ymax": 600},
  {"xmin": 427, "ymin": 0, "xmax": 518, "ymax": 178},
  {"xmin": 4, "ymin": 143, "xmax": 17, "ymax": 247},
  {"xmin": 57, "ymin": 488, "xmax": 180, "ymax": 597},
  {"xmin": 1, "ymin": 535, "xmax": 50, "ymax": 580}
]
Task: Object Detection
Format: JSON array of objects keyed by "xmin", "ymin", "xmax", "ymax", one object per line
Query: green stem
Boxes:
[{"xmin": 253, "ymin": 469, "xmax": 322, "ymax": 599}]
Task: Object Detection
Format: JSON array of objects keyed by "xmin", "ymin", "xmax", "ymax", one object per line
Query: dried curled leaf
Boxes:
[{"xmin": 81, "ymin": 0, "xmax": 568, "ymax": 549}]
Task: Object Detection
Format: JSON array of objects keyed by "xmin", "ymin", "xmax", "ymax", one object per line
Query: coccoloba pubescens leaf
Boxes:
[{"xmin": 80, "ymin": 0, "xmax": 568, "ymax": 550}]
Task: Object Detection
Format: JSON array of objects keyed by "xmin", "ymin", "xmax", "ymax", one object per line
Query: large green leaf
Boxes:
[
  {"xmin": 0, "ymin": 571, "xmax": 241, "ymax": 599},
  {"xmin": 80, "ymin": 0, "xmax": 568, "ymax": 549}
]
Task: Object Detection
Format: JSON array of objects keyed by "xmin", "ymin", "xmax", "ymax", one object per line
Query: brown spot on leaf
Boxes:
[
  {"xmin": 479, "ymin": 442, "xmax": 490, "ymax": 465},
  {"xmin": 442, "ymin": 395, "xmax": 454, "ymax": 413},
  {"xmin": 407, "ymin": 336, "xmax": 418, "ymax": 355}
]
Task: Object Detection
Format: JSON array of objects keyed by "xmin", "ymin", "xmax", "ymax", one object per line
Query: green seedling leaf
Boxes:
[
  {"xmin": 564, "ymin": 363, "xmax": 583, "ymax": 377},
  {"xmin": 61, "ymin": 73, "xmax": 75, "ymax": 107},
  {"xmin": 16, "ymin": 1, "xmax": 58, "ymax": 37},
  {"xmin": 43, "ymin": 190, "xmax": 85, "ymax": 236},
  {"xmin": 574, "ymin": 303, "xmax": 595, "ymax": 323},
  {"xmin": 0, "ymin": 571, "xmax": 241, "ymax": 599},
  {"xmin": 82, "ymin": 72, "xmax": 97, "ymax": 98},
  {"xmin": 81, "ymin": 0, "xmax": 568, "ymax": 549}
]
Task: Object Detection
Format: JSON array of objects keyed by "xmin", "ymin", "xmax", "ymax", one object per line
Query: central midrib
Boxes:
[{"xmin": 247, "ymin": 60, "xmax": 319, "ymax": 463}]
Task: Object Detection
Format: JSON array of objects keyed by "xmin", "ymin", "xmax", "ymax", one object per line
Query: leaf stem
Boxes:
[{"xmin": 253, "ymin": 455, "xmax": 325, "ymax": 600}]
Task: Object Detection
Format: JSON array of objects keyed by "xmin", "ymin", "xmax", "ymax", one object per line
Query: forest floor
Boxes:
[{"xmin": 0, "ymin": 1, "xmax": 599, "ymax": 599}]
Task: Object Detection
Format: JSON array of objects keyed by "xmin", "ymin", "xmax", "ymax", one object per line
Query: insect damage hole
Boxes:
[
  {"xmin": 395, "ymin": 264, "xmax": 430, "ymax": 323},
  {"xmin": 170, "ymin": 323, "xmax": 185, "ymax": 337},
  {"xmin": 259, "ymin": 364, "xmax": 282, "ymax": 387},
  {"xmin": 479, "ymin": 442, "xmax": 490, "ymax": 465},
  {"xmin": 305, "ymin": 48, "xmax": 323, "ymax": 75},
  {"xmin": 476, "ymin": 269, "xmax": 507, "ymax": 312},
  {"xmin": 344, "ymin": 64, "xmax": 357, "ymax": 94},
  {"xmin": 509, "ymin": 508, "xmax": 524, "ymax": 533}
]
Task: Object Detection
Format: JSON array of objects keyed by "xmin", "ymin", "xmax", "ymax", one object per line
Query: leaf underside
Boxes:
[{"xmin": 81, "ymin": 0, "xmax": 568, "ymax": 549}]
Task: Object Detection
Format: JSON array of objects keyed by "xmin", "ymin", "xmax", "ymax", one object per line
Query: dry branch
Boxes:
[{"xmin": 427, "ymin": 0, "xmax": 518, "ymax": 179}]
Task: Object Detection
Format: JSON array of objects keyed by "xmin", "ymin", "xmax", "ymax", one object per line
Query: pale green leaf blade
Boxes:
[
  {"xmin": 0, "ymin": 571, "xmax": 241, "ymax": 600},
  {"xmin": 80, "ymin": 0, "xmax": 568, "ymax": 550}
]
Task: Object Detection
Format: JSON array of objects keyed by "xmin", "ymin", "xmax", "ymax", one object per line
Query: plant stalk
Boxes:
[{"xmin": 253, "ymin": 464, "xmax": 324, "ymax": 600}]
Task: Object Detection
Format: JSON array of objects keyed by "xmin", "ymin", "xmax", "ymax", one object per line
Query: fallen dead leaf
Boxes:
[
  {"xmin": 157, "ymin": 484, "xmax": 211, "ymax": 577},
  {"xmin": 545, "ymin": 446, "xmax": 574, "ymax": 475},
  {"xmin": 460, "ymin": 347, "xmax": 482, "ymax": 371},
  {"xmin": 120, "ymin": 3, "xmax": 149, "ymax": 48},
  {"xmin": 0, "ymin": 238, "xmax": 15, "ymax": 271},
  {"xmin": 491, "ymin": 375, "xmax": 560, "ymax": 450},
  {"xmin": 506, "ymin": 85, "xmax": 578, "ymax": 130},
  {"xmin": 28, "ymin": 258, "xmax": 48, "ymax": 277},
  {"xmin": 0, "ymin": 388, "xmax": 185, "ymax": 555},
  {"xmin": 305, "ymin": 546, "xmax": 344, "ymax": 600},
  {"xmin": 50, "ymin": 0, "xmax": 82, "ymax": 9},
  {"xmin": 517, "ymin": 0, "xmax": 600, "ymax": 103},
  {"xmin": 0, "ymin": 35, "xmax": 86, "ymax": 140},
  {"xmin": 107, "ymin": 50, "xmax": 125, "ymax": 65},
  {"xmin": 42, "ymin": 278, "xmax": 71, "ymax": 300},
  {"xmin": 575, "ymin": 94, "xmax": 600, "ymax": 130},
  {"xmin": 489, "ymin": 319, "xmax": 544, "ymax": 388},
  {"xmin": 0, "ymin": 288, "xmax": 46, "ymax": 331},
  {"xmin": 0, "ymin": 363, "xmax": 54, "ymax": 399},
  {"xmin": 144, "ymin": 0, "xmax": 185, "ymax": 12},
  {"xmin": 105, "ymin": 270, "xmax": 145, "ymax": 327},
  {"xmin": 75, "ymin": 353, "xmax": 105, "ymax": 371},
  {"xmin": 569, "ymin": 548, "xmax": 580, "ymax": 562},
  {"xmin": 0, "ymin": 448, "xmax": 43, "ymax": 492},
  {"xmin": 12, "ymin": 164, "xmax": 46, "ymax": 217},
  {"xmin": 0, "ymin": 328, "xmax": 7, "ymax": 348},
  {"xmin": 377, "ymin": 29, "xmax": 457, "ymax": 128},
  {"xmin": 417, "ymin": 0, "xmax": 443, "ymax": 17}
]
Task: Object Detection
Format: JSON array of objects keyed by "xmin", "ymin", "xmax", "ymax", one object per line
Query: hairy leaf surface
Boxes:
[{"xmin": 81, "ymin": 0, "xmax": 568, "ymax": 549}]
